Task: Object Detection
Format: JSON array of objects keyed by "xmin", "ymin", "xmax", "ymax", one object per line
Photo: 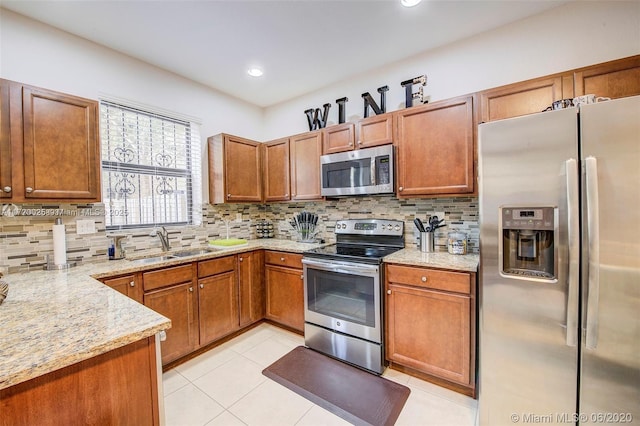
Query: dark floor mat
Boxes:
[{"xmin": 262, "ymin": 346, "xmax": 411, "ymax": 426}]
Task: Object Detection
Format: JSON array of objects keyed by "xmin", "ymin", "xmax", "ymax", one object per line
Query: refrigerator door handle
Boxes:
[
  {"xmin": 585, "ymin": 156, "xmax": 600, "ymax": 350},
  {"xmin": 565, "ymin": 158, "xmax": 579, "ymax": 347}
]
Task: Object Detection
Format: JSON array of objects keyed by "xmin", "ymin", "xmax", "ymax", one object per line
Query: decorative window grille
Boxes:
[{"xmin": 100, "ymin": 101, "xmax": 201, "ymax": 230}]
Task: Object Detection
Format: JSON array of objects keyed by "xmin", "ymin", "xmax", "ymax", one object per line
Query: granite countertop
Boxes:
[{"xmin": 0, "ymin": 238, "xmax": 477, "ymax": 391}]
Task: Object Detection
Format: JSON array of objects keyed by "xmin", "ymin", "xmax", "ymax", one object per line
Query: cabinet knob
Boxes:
[
  {"xmin": 189, "ymin": 287, "xmax": 194, "ymax": 292},
  {"xmin": 300, "ymin": 274, "xmax": 304, "ymax": 280},
  {"xmin": 239, "ymin": 257, "xmax": 243, "ymax": 262},
  {"xmin": 421, "ymin": 276, "xmax": 427, "ymax": 282},
  {"xmin": 398, "ymin": 186, "xmax": 403, "ymax": 192},
  {"xmin": 2, "ymin": 186, "xmax": 11, "ymax": 193},
  {"xmin": 357, "ymin": 141, "xmax": 362, "ymax": 145},
  {"xmin": 387, "ymin": 289, "xmax": 392, "ymax": 295},
  {"xmin": 129, "ymin": 281, "xmax": 135, "ymax": 287},
  {"xmin": 159, "ymin": 330, "xmax": 167, "ymax": 342},
  {"xmin": 280, "ymin": 257, "xmax": 285, "ymax": 261},
  {"xmin": 25, "ymin": 187, "xmax": 33, "ymax": 193},
  {"xmin": 285, "ymin": 193, "xmax": 288, "ymax": 197},
  {"xmin": 199, "ymin": 283, "xmax": 204, "ymax": 289}
]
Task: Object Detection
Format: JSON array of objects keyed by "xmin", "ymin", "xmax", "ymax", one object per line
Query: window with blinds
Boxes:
[{"xmin": 100, "ymin": 101, "xmax": 201, "ymax": 230}]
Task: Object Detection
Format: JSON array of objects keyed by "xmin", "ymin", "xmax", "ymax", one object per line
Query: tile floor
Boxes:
[{"xmin": 162, "ymin": 323, "xmax": 478, "ymax": 426}]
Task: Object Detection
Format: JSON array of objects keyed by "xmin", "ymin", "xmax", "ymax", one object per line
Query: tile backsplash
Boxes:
[{"xmin": 0, "ymin": 196, "xmax": 478, "ymax": 273}]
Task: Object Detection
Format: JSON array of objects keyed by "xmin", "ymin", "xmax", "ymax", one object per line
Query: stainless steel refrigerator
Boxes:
[{"xmin": 478, "ymin": 95, "xmax": 640, "ymax": 425}]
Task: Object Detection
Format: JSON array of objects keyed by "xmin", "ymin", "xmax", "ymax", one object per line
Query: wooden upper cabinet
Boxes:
[
  {"xmin": 0, "ymin": 79, "xmax": 101, "ymax": 202},
  {"xmin": 356, "ymin": 113, "xmax": 394, "ymax": 149},
  {"xmin": 0, "ymin": 79, "xmax": 11, "ymax": 199},
  {"xmin": 395, "ymin": 96, "xmax": 475, "ymax": 197},
  {"xmin": 208, "ymin": 133, "xmax": 263, "ymax": 203},
  {"xmin": 479, "ymin": 76, "xmax": 565, "ymax": 123},
  {"xmin": 22, "ymin": 86, "xmax": 100, "ymax": 201},
  {"xmin": 263, "ymin": 138, "xmax": 291, "ymax": 201},
  {"xmin": 322, "ymin": 122, "xmax": 355, "ymax": 154},
  {"xmin": 289, "ymin": 130, "xmax": 323, "ymax": 201},
  {"xmin": 573, "ymin": 55, "xmax": 640, "ymax": 99}
]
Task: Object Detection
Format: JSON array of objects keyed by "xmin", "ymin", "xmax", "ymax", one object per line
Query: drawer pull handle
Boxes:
[
  {"xmin": 189, "ymin": 287, "xmax": 193, "ymax": 292},
  {"xmin": 421, "ymin": 276, "xmax": 427, "ymax": 282},
  {"xmin": 2, "ymin": 186, "xmax": 11, "ymax": 193},
  {"xmin": 239, "ymin": 257, "xmax": 243, "ymax": 261},
  {"xmin": 26, "ymin": 187, "xmax": 33, "ymax": 193},
  {"xmin": 129, "ymin": 281, "xmax": 135, "ymax": 287},
  {"xmin": 387, "ymin": 289, "xmax": 392, "ymax": 295},
  {"xmin": 280, "ymin": 257, "xmax": 285, "ymax": 261},
  {"xmin": 200, "ymin": 284, "xmax": 204, "ymax": 289}
]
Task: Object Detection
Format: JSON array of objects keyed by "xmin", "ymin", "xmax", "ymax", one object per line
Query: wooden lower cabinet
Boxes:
[
  {"xmin": 144, "ymin": 282, "xmax": 198, "ymax": 365},
  {"xmin": 238, "ymin": 250, "xmax": 265, "ymax": 327},
  {"xmin": 101, "ymin": 273, "xmax": 143, "ymax": 304},
  {"xmin": 385, "ymin": 264, "xmax": 476, "ymax": 396},
  {"xmin": 198, "ymin": 271, "xmax": 239, "ymax": 345},
  {"xmin": 0, "ymin": 337, "xmax": 160, "ymax": 426},
  {"xmin": 264, "ymin": 251, "xmax": 304, "ymax": 332}
]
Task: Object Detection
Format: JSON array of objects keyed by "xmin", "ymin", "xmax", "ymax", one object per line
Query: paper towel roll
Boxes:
[{"xmin": 53, "ymin": 221, "xmax": 67, "ymax": 266}]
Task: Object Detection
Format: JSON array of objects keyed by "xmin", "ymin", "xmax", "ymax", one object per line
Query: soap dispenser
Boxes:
[{"xmin": 109, "ymin": 235, "xmax": 127, "ymax": 260}]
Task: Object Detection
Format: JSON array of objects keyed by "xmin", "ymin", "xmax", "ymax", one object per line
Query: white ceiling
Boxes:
[{"xmin": 1, "ymin": 0, "xmax": 570, "ymax": 108}]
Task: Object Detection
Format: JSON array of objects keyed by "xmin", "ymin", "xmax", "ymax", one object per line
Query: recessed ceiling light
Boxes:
[
  {"xmin": 401, "ymin": 0, "xmax": 421, "ymax": 7},
  {"xmin": 247, "ymin": 67, "xmax": 264, "ymax": 77}
]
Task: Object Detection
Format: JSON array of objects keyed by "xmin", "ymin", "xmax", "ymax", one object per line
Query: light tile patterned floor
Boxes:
[{"xmin": 162, "ymin": 323, "xmax": 478, "ymax": 426}]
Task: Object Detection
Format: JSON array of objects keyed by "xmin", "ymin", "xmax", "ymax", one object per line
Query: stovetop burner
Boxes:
[
  {"xmin": 304, "ymin": 243, "xmax": 403, "ymax": 264},
  {"xmin": 303, "ymin": 218, "xmax": 405, "ymax": 264}
]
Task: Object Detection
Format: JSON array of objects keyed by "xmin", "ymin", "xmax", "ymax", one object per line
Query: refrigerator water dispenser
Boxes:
[{"xmin": 499, "ymin": 206, "xmax": 557, "ymax": 281}]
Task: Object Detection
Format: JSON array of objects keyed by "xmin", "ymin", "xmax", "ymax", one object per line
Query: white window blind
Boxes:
[{"xmin": 100, "ymin": 101, "xmax": 202, "ymax": 230}]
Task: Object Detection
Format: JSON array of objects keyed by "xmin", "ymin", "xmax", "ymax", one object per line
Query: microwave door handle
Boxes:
[{"xmin": 371, "ymin": 157, "xmax": 376, "ymax": 186}]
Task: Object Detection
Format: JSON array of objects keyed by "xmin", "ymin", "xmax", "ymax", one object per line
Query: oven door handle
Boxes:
[{"xmin": 302, "ymin": 258, "xmax": 379, "ymax": 277}]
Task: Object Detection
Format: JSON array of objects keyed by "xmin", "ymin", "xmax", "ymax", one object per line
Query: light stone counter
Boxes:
[
  {"xmin": 382, "ymin": 247, "xmax": 479, "ymax": 272},
  {"xmin": 0, "ymin": 239, "xmax": 323, "ymax": 391}
]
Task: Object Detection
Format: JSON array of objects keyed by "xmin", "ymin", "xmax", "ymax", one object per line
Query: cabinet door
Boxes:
[
  {"xmin": 479, "ymin": 76, "xmax": 564, "ymax": 123},
  {"xmin": 22, "ymin": 85, "xmax": 100, "ymax": 201},
  {"xmin": 356, "ymin": 113, "xmax": 393, "ymax": 149},
  {"xmin": 263, "ymin": 138, "xmax": 291, "ymax": 202},
  {"xmin": 396, "ymin": 96, "xmax": 474, "ymax": 196},
  {"xmin": 573, "ymin": 55, "xmax": 640, "ymax": 99},
  {"xmin": 144, "ymin": 282, "xmax": 197, "ymax": 365},
  {"xmin": 0, "ymin": 79, "xmax": 11, "ymax": 199},
  {"xmin": 238, "ymin": 250, "xmax": 265, "ymax": 327},
  {"xmin": 290, "ymin": 131, "xmax": 322, "ymax": 201},
  {"xmin": 265, "ymin": 264, "xmax": 304, "ymax": 332},
  {"xmin": 102, "ymin": 274, "xmax": 143, "ymax": 304},
  {"xmin": 322, "ymin": 122, "xmax": 355, "ymax": 154},
  {"xmin": 198, "ymin": 271, "xmax": 239, "ymax": 346},
  {"xmin": 223, "ymin": 134, "xmax": 263, "ymax": 202},
  {"xmin": 386, "ymin": 283, "xmax": 471, "ymax": 385}
]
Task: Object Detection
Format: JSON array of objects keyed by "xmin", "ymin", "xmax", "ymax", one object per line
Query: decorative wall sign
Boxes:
[
  {"xmin": 361, "ymin": 85, "xmax": 389, "ymax": 118},
  {"xmin": 304, "ymin": 103, "xmax": 332, "ymax": 131},
  {"xmin": 400, "ymin": 75, "xmax": 427, "ymax": 107},
  {"xmin": 302, "ymin": 74, "xmax": 427, "ymax": 129},
  {"xmin": 336, "ymin": 97, "xmax": 348, "ymax": 124}
]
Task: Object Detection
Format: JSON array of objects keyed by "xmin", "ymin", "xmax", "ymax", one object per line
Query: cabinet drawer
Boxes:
[
  {"xmin": 102, "ymin": 274, "xmax": 136, "ymax": 289},
  {"xmin": 143, "ymin": 264, "xmax": 193, "ymax": 291},
  {"xmin": 264, "ymin": 251, "xmax": 303, "ymax": 269},
  {"xmin": 386, "ymin": 264, "xmax": 470, "ymax": 294},
  {"xmin": 198, "ymin": 255, "xmax": 236, "ymax": 278}
]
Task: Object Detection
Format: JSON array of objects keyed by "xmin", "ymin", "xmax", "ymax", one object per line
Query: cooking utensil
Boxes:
[{"xmin": 414, "ymin": 218, "xmax": 426, "ymax": 232}]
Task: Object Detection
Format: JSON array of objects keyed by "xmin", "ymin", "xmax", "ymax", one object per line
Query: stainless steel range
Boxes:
[{"xmin": 302, "ymin": 218, "xmax": 404, "ymax": 374}]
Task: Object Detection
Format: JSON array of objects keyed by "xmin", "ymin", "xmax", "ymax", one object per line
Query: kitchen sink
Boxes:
[
  {"xmin": 170, "ymin": 248, "xmax": 218, "ymax": 257},
  {"xmin": 126, "ymin": 248, "xmax": 218, "ymax": 264}
]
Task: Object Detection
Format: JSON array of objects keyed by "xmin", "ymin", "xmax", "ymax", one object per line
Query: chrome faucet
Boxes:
[{"xmin": 155, "ymin": 227, "xmax": 171, "ymax": 251}]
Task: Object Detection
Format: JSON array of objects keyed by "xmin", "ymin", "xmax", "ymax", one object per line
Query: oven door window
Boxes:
[
  {"xmin": 322, "ymin": 159, "xmax": 372, "ymax": 190},
  {"xmin": 306, "ymin": 267, "xmax": 375, "ymax": 327}
]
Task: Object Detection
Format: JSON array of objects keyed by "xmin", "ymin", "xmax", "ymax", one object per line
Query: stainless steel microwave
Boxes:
[{"xmin": 320, "ymin": 144, "xmax": 394, "ymax": 196}]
